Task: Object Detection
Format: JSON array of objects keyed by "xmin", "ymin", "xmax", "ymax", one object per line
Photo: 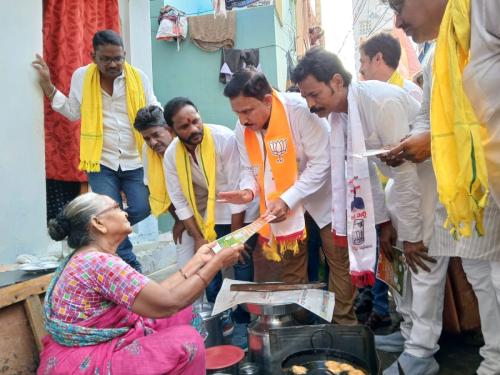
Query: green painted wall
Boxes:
[{"xmin": 149, "ymin": 1, "xmax": 297, "ymax": 231}]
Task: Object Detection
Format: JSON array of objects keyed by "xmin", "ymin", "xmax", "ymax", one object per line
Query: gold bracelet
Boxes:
[
  {"xmin": 179, "ymin": 268, "xmax": 188, "ymax": 280},
  {"xmin": 194, "ymin": 271, "xmax": 208, "ymax": 288}
]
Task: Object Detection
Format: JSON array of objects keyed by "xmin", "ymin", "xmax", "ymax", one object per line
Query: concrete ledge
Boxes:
[{"xmin": 134, "ymin": 232, "xmax": 178, "ymax": 275}]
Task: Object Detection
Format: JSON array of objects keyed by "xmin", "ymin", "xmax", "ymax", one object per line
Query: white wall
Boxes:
[
  {"xmin": 0, "ymin": 1, "xmax": 49, "ymax": 263},
  {"xmin": 119, "ymin": 0, "xmax": 154, "ymax": 80}
]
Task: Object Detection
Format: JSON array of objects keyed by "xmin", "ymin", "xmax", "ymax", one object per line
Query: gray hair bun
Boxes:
[{"xmin": 48, "ymin": 212, "xmax": 71, "ymax": 241}]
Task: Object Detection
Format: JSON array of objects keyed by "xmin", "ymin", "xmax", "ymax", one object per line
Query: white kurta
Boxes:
[
  {"xmin": 164, "ymin": 123, "xmax": 258, "ymax": 225},
  {"xmin": 344, "ymin": 81, "xmax": 422, "ymax": 244},
  {"xmin": 463, "ymin": 0, "xmax": 500, "ymax": 210},
  {"xmin": 51, "ymin": 64, "xmax": 160, "ymax": 171},
  {"xmin": 236, "ymin": 92, "xmax": 332, "ymax": 229}
]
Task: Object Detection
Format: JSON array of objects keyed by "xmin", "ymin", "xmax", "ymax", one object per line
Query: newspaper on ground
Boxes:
[
  {"xmin": 212, "ymin": 214, "xmax": 275, "ymax": 253},
  {"xmin": 213, "ymin": 279, "xmax": 336, "ymax": 322},
  {"xmin": 376, "ymin": 246, "xmax": 407, "ymax": 296}
]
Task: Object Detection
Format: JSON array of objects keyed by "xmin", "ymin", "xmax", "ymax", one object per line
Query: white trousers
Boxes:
[
  {"xmin": 394, "ymin": 255, "xmax": 449, "ymax": 358},
  {"xmin": 462, "ymin": 259, "xmax": 500, "ymax": 375},
  {"xmin": 176, "ymin": 230, "xmax": 196, "ymax": 269},
  {"xmin": 175, "ymin": 231, "xmax": 204, "ymax": 304}
]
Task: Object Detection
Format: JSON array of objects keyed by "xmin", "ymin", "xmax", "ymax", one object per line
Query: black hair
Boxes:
[
  {"xmin": 291, "ymin": 47, "xmax": 352, "ymax": 87},
  {"xmin": 223, "ymin": 67, "xmax": 273, "ymax": 100},
  {"xmin": 134, "ymin": 105, "xmax": 166, "ymax": 132},
  {"xmin": 360, "ymin": 32, "xmax": 401, "ymax": 70},
  {"xmin": 92, "ymin": 29, "xmax": 124, "ymax": 50},
  {"xmin": 163, "ymin": 97, "xmax": 198, "ymax": 127}
]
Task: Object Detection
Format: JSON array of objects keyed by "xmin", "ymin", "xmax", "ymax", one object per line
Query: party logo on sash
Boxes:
[{"xmin": 269, "ymin": 138, "xmax": 288, "ymax": 163}]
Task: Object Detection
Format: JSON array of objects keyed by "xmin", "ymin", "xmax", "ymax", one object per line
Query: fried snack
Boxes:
[
  {"xmin": 325, "ymin": 360, "xmax": 342, "ymax": 373},
  {"xmin": 291, "ymin": 365, "xmax": 308, "ymax": 374},
  {"xmin": 349, "ymin": 370, "xmax": 365, "ymax": 375},
  {"xmin": 339, "ymin": 363, "xmax": 355, "ymax": 371}
]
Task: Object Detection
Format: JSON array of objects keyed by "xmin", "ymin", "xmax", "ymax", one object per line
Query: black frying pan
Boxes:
[{"xmin": 281, "ymin": 330, "xmax": 371, "ymax": 375}]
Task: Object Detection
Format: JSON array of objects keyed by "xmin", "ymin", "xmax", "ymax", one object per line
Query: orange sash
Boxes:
[{"xmin": 244, "ymin": 91, "xmax": 305, "ymax": 260}]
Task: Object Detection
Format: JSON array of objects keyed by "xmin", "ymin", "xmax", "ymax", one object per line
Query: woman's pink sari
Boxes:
[{"xmin": 38, "ymin": 305, "xmax": 205, "ymax": 375}]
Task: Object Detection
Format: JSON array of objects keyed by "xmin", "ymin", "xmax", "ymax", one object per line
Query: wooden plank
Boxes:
[
  {"xmin": 0, "ymin": 273, "xmax": 52, "ymax": 309},
  {"xmin": 0, "ymin": 264, "xmax": 19, "ymax": 272},
  {"xmin": 23, "ymin": 295, "xmax": 47, "ymax": 353}
]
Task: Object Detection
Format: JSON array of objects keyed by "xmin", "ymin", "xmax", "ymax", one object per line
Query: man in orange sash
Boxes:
[{"xmin": 219, "ymin": 68, "xmax": 356, "ymax": 324}]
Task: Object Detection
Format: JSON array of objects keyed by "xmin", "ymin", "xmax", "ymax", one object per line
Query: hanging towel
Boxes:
[
  {"xmin": 219, "ymin": 48, "xmax": 260, "ymax": 83},
  {"xmin": 225, "ymin": 0, "xmax": 260, "ymax": 10},
  {"xmin": 188, "ymin": 11, "xmax": 236, "ymax": 52}
]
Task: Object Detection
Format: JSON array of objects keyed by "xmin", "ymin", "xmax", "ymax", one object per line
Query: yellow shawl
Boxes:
[
  {"xmin": 145, "ymin": 147, "xmax": 171, "ymax": 216},
  {"xmin": 80, "ymin": 63, "xmax": 145, "ymax": 172},
  {"xmin": 431, "ymin": 0, "xmax": 488, "ymax": 237},
  {"xmin": 244, "ymin": 90, "xmax": 305, "ymax": 261},
  {"xmin": 175, "ymin": 125, "xmax": 217, "ymax": 241},
  {"xmin": 388, "ymin": 70, "xmax": 404, "ymax": 88}
]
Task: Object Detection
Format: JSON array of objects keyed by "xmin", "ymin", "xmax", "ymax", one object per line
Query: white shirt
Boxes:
[
  {"xmin": 236, "ymin": 92, "xmax": 332, "ymax": 229},
  {"xmin": 353, "ymin": 81, "xmax": 423, "ymax": 243},
  {"xmin": 403, "ymin": 79, "xmax": 423, "ymax": 103},
  {"xmin": 51, "ymin": 64, "xmax": 160, "ymax": 171},
  {"xmin": 164, "ymin": 124, "xmax": 258, "ymax": 225}
]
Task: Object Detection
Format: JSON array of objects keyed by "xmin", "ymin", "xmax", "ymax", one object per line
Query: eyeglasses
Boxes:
[
  {"xmin": 97, "ymin": 55, "xmax": 125, "ymax": 65},
  {"xmin": 94, "ymin": 203, "xmax": 121, "ymax": 217}
]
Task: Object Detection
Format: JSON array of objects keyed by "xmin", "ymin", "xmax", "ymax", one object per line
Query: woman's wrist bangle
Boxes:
[
  {"xmin": 194, "ymin": 271, "xmax": 208, "ymax": 288},
  {"xmin": 179, "ymin": 268, "xmax": 188, "ymax": 280}
]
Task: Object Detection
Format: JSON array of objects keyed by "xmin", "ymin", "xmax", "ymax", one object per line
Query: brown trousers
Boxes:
[
  {"xmin": 319, "ymin": 223, "xmax": 357, "ymax": 325},
  {"xmin": 253, "ymin": 221, "xmax": 357, "ymax": 325}
]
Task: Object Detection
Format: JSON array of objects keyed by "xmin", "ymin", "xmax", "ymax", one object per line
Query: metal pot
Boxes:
[
  {"xmin": 193, "ymin": 302, "xmax": 223, "ymax": 348},
  {"xmin": 281, "ymin": 330, "xmax": 371, "ymax": 375},
  {"xmin": 243, "ymin": 303, "xmax": 302, "ymax": 374}
]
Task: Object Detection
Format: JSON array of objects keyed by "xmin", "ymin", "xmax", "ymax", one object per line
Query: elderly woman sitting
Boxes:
[{"xmin": 38, "ymin": 192, "xmax": 243, "ymax": 375}]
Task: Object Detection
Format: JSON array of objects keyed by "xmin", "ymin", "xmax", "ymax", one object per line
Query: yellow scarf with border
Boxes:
[
  {"xmin": 145, "ymin": 147, "xmax": 171, "ymax": 216},
  {"xmin": 80, "ymin": 63, "xmax": 145, "ymax": 172},
  {"xmin": 244, "ymin": 90, "xmax": 305, "ymax": 261},
  {"xmin": 175, "ymin": 125, "xmax": 217, "ymax": 241},
  {"xmin": 431, "ymin": 0, "xmax": 488, "ymax": 237}
]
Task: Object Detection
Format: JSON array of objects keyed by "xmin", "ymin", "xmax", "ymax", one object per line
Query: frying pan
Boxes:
[{"xmin": 281, "ymin": 330, "xmax": 371, "ymax": 375}]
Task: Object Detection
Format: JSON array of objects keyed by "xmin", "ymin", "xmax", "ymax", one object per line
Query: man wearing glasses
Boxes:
[{"xmin": 32, "ymin": 30, "xmax": 160, "ymax": 272}]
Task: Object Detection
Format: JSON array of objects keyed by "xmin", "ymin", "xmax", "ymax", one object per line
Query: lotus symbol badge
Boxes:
[{"xmin": 269, "ymin": 138, "xmax": 287, "ymax": 164}]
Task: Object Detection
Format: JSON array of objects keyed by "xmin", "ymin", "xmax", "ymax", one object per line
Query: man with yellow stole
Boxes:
[
  {"xmin": 162, "ymin": 97, "xmax": 258, "ymax": 330},
  {"xmin": 32, "ymin": 30, "xmax": 159, "ymax": 271}
]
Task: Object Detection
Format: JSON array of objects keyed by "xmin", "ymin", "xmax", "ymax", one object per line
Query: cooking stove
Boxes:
[{"xmin": 266, "ymin": 324, "xmax": 379, "ymax": 374}]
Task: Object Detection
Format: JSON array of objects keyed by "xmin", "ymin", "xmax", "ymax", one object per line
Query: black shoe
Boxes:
[{"xmin": 365, "ymin": 312, "xmax": 392, "ymax": 330}]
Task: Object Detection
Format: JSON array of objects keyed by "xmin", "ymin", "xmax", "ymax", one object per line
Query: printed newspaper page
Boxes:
[{"xmin": 213, "ymin": 279, "xmax": 335, "ymax": 322}]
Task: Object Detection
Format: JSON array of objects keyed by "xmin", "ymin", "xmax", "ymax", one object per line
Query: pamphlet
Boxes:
[
  {"xmin": 351, "ymin": 148, "xmax": 389, "ymax": 158},
  {"xmin": 376, "ymin": 246, "xmax": 407, "ymax": 296},
  {"xmin": 212, "ymin": 214, "xmax": 275, "ymax": 253}
]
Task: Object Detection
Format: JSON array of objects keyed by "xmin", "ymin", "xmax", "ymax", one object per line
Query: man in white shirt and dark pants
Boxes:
[
  {"xmin": 219, "ymin": 68, "xmax": 357, "ymax": 325},
  {"xmin": 32, "ymin": 30, "xmax": 159, "ymax": 271}
]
